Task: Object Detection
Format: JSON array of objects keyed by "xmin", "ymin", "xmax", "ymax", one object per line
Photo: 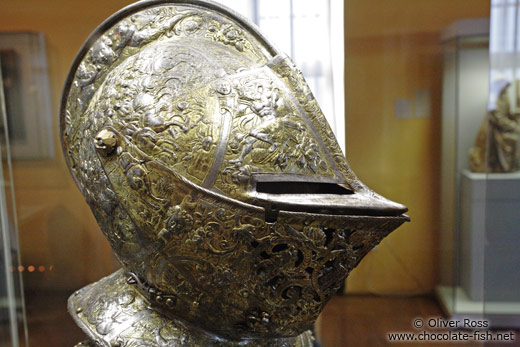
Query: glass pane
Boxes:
[
  {"xmin": 483, "ymin": 0, "xmax": 520, "ymax": 329},
  {"xmin": 0, "ymin": 55, "xmax": 28, "ymax": 347},
  {"xmin": 439, "ymin": 38, "xmax": 457, "ymax": 314},
  {"xmin": 438, "ymin": 25, "xmax": 490, "ymax": 326}
]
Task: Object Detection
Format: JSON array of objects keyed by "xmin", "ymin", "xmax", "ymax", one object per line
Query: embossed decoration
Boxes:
[
  {"xmin": 60, "ymin": 1, "xmax": 409, "ymax": 346},
  {"xmin": 70, "ymin": 270, "xmax": 315, "ymax": 347}
]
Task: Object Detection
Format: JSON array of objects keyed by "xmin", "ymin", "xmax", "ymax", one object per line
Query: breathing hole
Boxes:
[
  {"xmin": 324, "ymin": 228, "xmax": 335, "ymax": 246},
  {"xmin": 267, "ymin": 275, "xmax": 282, "ymax": 288},
  {"xmin": 324, "ymin": 259, "xmax": 335, "ymax": 269},
  {"xmin": 295, "ymin": 250, "xmax": 304, "ymax": 267},
  {"xmin": 260, "ymin": 251, "xmax": 271, "ymax": 259},
  {"xmin": 352, "ymin": 243, "xmax": 364, "ymax": 251},
  {"xmin": 272, "ymin": 244, "xmax": 289, "ymax": 252}
]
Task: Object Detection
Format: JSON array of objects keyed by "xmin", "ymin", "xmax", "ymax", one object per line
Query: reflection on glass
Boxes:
[
  {"xmin": 0, "ymin": 33, "xmax": 54, "ymax": 160},
  {"xmin": 437, "ymin": 18, "xmax": 490, "ymax": 321},
  {"xmin": 0, "ymin": 50, "xmax": 26, "ymax": 143},
  {"xmin": 483, "ymin": 0, "xmax": 520, "ymax": 327},
  {"xmin": 0, "ymin": 56, "xmax": 28, "ymax": 347}
]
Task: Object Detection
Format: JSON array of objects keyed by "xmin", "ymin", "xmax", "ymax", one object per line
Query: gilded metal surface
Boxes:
[
  {"xmin": 60, "ymin": 0, "xmax": 409, "ymax": 345},
  {"xmin": 470, "ymin": 80, "xmax": 520, "ymax": 173},
  {"xmin": 69, "ymin": 270, "xmax": 314, "ymax": 346}
]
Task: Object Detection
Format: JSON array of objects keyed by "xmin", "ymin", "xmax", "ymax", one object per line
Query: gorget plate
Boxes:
[{"xmin": 69, "ymin": 269, "xmax": 314, "ymax": 346}]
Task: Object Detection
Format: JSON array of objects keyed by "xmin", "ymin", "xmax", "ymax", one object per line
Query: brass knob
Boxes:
[{"xmin": 94, "ymin": 129, "xmax": 118, "ymax": 156}]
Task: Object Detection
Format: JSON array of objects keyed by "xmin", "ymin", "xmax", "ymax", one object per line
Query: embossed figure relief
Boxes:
[
  {"xmin": 60, "ymin": 1, "xmax": 409, "ymax": 346},
  {"xmin": 470, "ymin": 80, "xmax": 520, "ymax": 173}
]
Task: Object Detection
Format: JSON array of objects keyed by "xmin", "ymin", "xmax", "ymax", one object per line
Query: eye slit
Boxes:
[{"xmin": 256, "ymin": 181, "xmax": 353, "ymax": 195}]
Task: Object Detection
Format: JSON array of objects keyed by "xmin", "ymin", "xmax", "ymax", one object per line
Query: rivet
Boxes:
[{"xmin": 94, "ymin": 129, "xmax": 118, "ymax": 157}]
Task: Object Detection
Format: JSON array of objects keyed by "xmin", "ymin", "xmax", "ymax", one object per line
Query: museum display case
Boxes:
[{"xmin": 437, "ymin": 0, "xmax": 520, "ymax": 328}]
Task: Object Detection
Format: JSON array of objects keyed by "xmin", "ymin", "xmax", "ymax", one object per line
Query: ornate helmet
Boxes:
[{"xmin": 61, "ymin": 0, "xmax": 408, "ymax": 345}]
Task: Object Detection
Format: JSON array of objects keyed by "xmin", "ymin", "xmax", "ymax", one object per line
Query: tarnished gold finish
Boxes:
[
  {"xmin": 470, "ymin": 80, "xmax": 520, "ymax": 173},
  {"xmin": 60, "ymin": 1, "xmax": 409, "ymax": 346},
  {"xmin": 70, "ymin": 270, "xmax": 314, "ymax": 346}
]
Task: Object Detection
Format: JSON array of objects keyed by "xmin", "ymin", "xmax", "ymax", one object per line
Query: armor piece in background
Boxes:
[{"xmin": 60, "ymin": 1, "xmax": 409, "ymax": 346}]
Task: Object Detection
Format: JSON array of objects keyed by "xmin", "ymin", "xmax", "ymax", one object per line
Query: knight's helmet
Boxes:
[{"xmin": 61, "ymin": 1, "xmax": 409, "ymax": 345}]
